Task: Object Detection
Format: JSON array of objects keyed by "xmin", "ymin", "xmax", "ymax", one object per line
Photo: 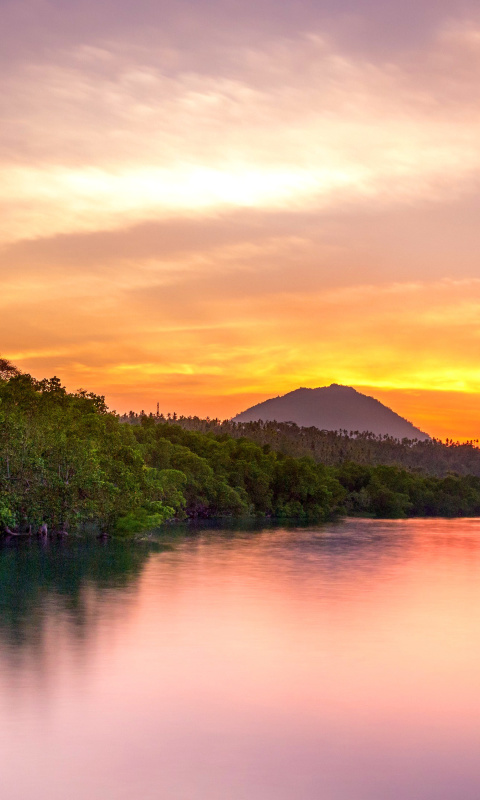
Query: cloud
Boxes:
[
  {"xmin": 3, "ymin": 3, "xmax": 480, "ymax": 437},
  {"xmin": 4, "ymin": 275, "xmax": 480, "ymax": 411},
  {"xmin": 3, "ymin": 19, "xmax": 480, "ymax": 242}
]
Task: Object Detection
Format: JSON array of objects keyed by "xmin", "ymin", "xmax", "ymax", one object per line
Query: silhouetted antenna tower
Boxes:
[{"xmin": 156, "ymin": 402, "xmax": 159, "ymax": 417}]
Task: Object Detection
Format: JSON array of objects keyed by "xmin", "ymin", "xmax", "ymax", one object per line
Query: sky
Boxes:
[{"xmin": 2, "ymin": 0, "xmax": 480, "ymax": 439}]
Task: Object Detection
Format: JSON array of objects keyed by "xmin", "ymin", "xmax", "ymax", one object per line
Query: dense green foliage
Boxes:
[
  {"xmin": 0, "ymin": 366, "xmax": 182, "ymax": 534},
  {"xmin": 0, "ymin": 369, "xmax": 342, "ymax": 533},
  {"xmin": 336, "ymin": 462, "xmax": 480, "ymax": 518},
  {"xmin": 2, "ymin": 364, "xmax": 480, "ymax": 536},
  {"xmin": 138, "ymin": 420, "xmax": 344, "ymax": 520},
  {"xmin": 129, "ymin": 413, "xmax": 480, "ymax": 477}
]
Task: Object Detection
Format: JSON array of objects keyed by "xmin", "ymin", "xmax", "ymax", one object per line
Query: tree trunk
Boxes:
[{"xmin": 3, "ymin": 526, "xmax": 24, "ymax": 536}]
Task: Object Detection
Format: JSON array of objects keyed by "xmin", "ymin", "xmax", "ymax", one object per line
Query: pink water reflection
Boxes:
[{"xmin": 1, "ymin": 519, "xmax": 480, "ymax": 799}]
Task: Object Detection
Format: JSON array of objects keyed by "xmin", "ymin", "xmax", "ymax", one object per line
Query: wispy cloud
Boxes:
[
  {"xmin": 3, "ymin": 3, "xmax": 480, "ymax": 436},
  {"xmin": 3, "ymin": 21, "xmax": 480, "ymax": 242}
]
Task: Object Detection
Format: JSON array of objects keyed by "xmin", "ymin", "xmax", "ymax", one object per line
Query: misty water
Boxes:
[{"xmin": 1, "ymin": 520, "xmax": 480, "ymax": 800}]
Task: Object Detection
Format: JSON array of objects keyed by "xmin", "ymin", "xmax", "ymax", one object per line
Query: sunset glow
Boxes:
[{"xmin": 2, "ymin": 0, "xmax": 480, "ymax": 438}]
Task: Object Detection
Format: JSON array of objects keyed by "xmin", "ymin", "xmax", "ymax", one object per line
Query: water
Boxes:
[{"xmin": 1, "ymin": 519, "xmax": 480, "ymax": 800}]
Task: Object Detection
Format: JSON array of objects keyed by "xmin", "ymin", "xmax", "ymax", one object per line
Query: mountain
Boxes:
[{"xmin": 233, "ymin": 384, "xmax": 430, "ymax": 440}]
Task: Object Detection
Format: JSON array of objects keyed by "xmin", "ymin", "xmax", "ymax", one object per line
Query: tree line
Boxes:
[
  {"xmin": 120, "ymin": 412, "xmax": 480, "ymax": 477},
  {"xmin": 2, "ymin": 363, "xmax": 480, "ymax": 536}
]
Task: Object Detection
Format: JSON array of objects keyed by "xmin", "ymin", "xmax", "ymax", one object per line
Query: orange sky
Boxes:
[{"xmin": 1, "ymin": 1, "xmax": 480, "ymax": 439}]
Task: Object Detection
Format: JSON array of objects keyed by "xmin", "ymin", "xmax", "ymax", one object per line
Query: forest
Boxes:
[
  {"xmin": 124, "ymin": 412, "xmax": 480, "ymax": 476},
  {"xmin": 3, "ymin": 360, "xmax": 480, "ymax": 536}
]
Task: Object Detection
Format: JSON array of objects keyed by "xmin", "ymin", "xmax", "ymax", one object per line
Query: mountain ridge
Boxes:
[{"xmin": 233, "ymin": 384, "xmax": 430, "ymax": 440}]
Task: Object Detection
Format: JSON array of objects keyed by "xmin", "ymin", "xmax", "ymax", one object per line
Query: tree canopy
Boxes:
[{"xmin": 2, "ymin": 366, "xmax": 480, "ymax": 536}]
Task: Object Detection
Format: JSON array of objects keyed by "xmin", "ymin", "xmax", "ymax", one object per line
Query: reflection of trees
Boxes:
[
  {"xmin": 0, "ymin": 539, "xmax": 157, "ymax": 653},
  {"xmin": 0, "ymin": 521, "xmax": 435, "ymax": 664}
]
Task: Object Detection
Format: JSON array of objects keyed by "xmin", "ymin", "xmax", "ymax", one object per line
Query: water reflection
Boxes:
[
  {"xmin": 1, "ymin": 520, "xmax": 480, "ymax": 800},
  {"xmin": 0, "ymin": 538, "xmax": 165, "ymax": 689}
]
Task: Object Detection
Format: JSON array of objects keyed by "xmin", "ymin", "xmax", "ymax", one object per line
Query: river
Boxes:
[{"xmin": 1, "ymin": 518, "xmax": 480, "ymax": 799}]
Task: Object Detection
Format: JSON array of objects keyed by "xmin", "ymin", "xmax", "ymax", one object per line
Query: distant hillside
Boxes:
[{"xmin": 233, "ymin": 384, "xmax": 430, "ymax": 440}]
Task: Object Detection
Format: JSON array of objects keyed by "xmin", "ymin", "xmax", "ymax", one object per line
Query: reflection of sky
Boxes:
[
  {"xmin": 2, "ymin": 0, "xmax": 480, "ymax": 436},
  {"xmin": 1, "ymin": 521, "xmax": 480, "ymax": 799}
]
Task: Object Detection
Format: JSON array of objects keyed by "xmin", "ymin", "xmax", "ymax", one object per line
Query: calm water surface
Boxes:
[{"xmin": 1, "ymin": 518, "xmax": 480, "ymax": 800}]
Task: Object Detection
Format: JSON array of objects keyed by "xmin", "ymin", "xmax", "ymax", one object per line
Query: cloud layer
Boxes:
[{"xmin": 2, "ymin": 1, "xmax": 480, "ymax": 437}]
